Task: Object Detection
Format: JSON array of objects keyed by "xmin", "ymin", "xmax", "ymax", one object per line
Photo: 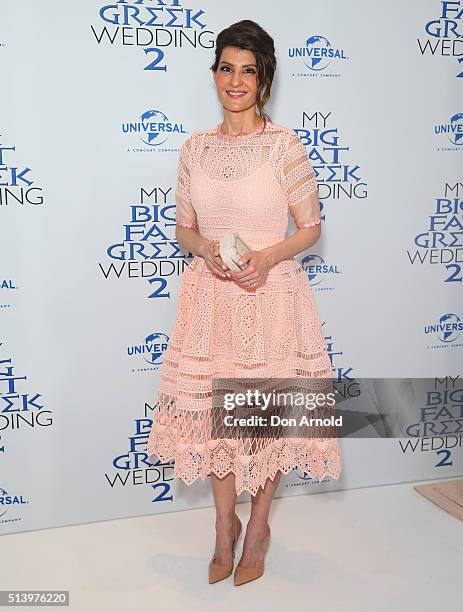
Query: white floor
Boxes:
[{"xmin": 2, "ymin": 480, "xmax": 461, "ymax": 611}]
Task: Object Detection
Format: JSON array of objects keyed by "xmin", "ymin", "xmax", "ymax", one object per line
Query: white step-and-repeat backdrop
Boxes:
[{"xmin": 1, "ymin": 0, "xmax": 462, "ymax": 534}]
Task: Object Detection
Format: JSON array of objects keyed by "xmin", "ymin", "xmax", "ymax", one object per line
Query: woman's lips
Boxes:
[{"xmin": 226, "ymin": 90, "xmax": 247, "ymax": 98}]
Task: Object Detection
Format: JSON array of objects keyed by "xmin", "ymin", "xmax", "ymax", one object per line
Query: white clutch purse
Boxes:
[{"xmin": 219, "ymin": 233, "xmax": 252, "ymax": 272}]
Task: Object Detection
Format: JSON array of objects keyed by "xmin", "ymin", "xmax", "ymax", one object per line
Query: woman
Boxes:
[{"xmin": 146, "ymin": 19, "xmax": 342, "ymax": 586}]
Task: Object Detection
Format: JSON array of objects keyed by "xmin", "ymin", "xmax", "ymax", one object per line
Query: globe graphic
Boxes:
[
  {"xmin": 0, "ymin": 488, "xmax": 8, "ymax": 517},
  {"xmin": 144, "ymin": 332, "xmax": 169, "ymax": 364},
  {"xmin": 301, "ymin": 254, "xmax": 325, "ymax": 285},
  {"xmin": 303, "ymin": 35, "xmax": 332, "ymax": 71},
  {"xmin": 449, "ymin": 113, "xmax": 463, "ymax": 146},
  {"xmin": 140, "ymin": 109, "xmax": 170, "ymax": 146},
  {"xmin": 438, "ymin": 313, "xmax": 461, "ymax": 342},
  {"xmin": 294, "ymin": 468, "xmax": 313, "ymax": 481}
]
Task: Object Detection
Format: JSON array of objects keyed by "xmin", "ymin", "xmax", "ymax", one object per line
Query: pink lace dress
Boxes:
[{"xmin": 146, "ymin": 119, "xmax": 342, "ymax": 496}]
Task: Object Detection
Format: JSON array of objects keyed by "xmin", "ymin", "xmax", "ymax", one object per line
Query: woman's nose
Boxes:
[{"xmin": 230, "ymin": 72, "xmax": 242, "ymax": 87}]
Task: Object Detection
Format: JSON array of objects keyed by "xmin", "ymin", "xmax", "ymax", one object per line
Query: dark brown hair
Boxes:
[{"xmin": 210, "ymin": 20, "xmax": 276, "ymax": 125}]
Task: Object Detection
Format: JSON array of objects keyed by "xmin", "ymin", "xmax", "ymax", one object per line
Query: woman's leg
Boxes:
[
  {"xmin": 210, "ymin": 472, "xmax": 238, "ymax": 564},
  {"xmin": 238, "ymin": 471, "xmax": 282, "ymax": 567}
]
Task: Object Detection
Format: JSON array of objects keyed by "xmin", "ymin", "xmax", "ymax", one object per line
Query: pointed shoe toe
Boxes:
[
  {"xmin": 233, "ymin": 560, "xmax": 265, "ymax": 585},
  {"xmin": 208, "ymin": 555, "xmax": 234, "ymax": 583}
]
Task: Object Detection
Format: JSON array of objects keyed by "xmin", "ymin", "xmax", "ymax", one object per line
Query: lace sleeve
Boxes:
[
  {"xmin": 282, "ymin": 132, "xmax": 321, "ymax": 229},
  {"xmin": 175, "ymin": 138, "xmax": 199, "ymax": 229}
]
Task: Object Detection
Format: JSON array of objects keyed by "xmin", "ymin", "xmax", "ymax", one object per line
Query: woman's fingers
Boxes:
[
  {"xmin": 210, "ymin": 261, "xmax": 228, "ymax": 277},
  {"xmin": 206, "ymin": 254, "xmax": 230, "ymax": 277},
  {"xmin": 236, "ymin": 275, "xmax": 262, "ymax": 288},
  {"xmin": 211, "ymin": 242, "xmax": 230, "ymax": 273},
  {"xmin": 235, "ymin": 271, "xmax": 255, "ymax": 283},
  {"xmin": 200, "ymin": 243, "xmax": 271, "ymax": 288},
  {"xmin": 199, "ymin": 240, "xmax": 228, "ymax": 277},
  {"xmin": 215, "ymin": 255, "xmax": 229, "ymax": 272}
]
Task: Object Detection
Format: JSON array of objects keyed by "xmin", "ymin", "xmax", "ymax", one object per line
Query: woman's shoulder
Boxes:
[
  {"xmin": 265, "ymin": 120, "xmax": 293, "ymax": 135},
  {"xmin": 178, "ymin": 125, "xmax": 216, "ymax": 155},
  {"xmin": 269, "ymin": 122, "xmax": 303, "ymax": 143},
  {"xmin": 182, "ymin": 125, "xmax": 217, "ymax": 144}
]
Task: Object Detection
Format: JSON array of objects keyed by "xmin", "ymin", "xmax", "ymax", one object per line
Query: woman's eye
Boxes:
[{"xmin": 219, "ymin": 66, "xmax": 255, "ymax": 74}]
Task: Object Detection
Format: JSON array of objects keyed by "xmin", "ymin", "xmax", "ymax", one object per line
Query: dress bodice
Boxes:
[{"xmin": 175, "ymin": 120, "xmax": 322, "ymax": 251}]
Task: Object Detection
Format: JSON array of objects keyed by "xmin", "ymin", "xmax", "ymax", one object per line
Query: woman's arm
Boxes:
[
  {"xmin": 177, "ymin": 225, "xmax": 229, "ymax": 278},
  {"xmin": 174, "ymin": 138, "xmax": 229, "ymax": 277},
  {"xmin": 255, "ymin": 130, "xmax": 323, "ymax": 267},
  {"xmin": 175, "ymin": 224, "xmax": 211, "ymax": 259},
  {"xmin": 258, "ymin": 224, "xmax": 321, "ymax": 268},
  {"xmin": 174, "ymin": 137, "xmax": 213, "ymax": 260}
]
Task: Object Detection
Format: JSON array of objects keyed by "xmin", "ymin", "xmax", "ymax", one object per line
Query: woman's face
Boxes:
[{"xmin": 212, "ymin": 46, "xmax": 259, "ymax": 113}]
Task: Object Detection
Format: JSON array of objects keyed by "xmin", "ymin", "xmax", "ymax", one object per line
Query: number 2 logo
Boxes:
[{"xmin": 144, "ymin": 48, "xmax": 167, "ymax": 72}]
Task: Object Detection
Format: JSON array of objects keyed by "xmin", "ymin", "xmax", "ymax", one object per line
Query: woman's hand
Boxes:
[
  {"xmin": 198, "ymin": 239, "xmax": 231, "ymax": 279},
  {"xmin": 228, "ymin": 249, "xmax": 273, "ymax": 290}
]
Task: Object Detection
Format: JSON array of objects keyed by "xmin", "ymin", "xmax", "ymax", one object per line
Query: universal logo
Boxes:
[
  {"xmin": 292, "ymin": 469, "xmax": 330, "ymax": 484},
  {"xmin": 121, "ymin": 109, "xmax": 187, "ymax": 152},
  {"xmin": 434, "ymin": 112, "xmax": 463, "ymax": 150},
  {"xmin": 288, "ymin": 35, "xmax": 348, "ymax": 78},
  {"xmin": 127, "ymin": 332, "xmax": 169, "ymax": 372},
  {"xmin": 424, "ymin": 312, "xmax": 463, "ymax": 348},
  {"xmin": 0, "ymin": 279, "xmax": 16, "ymax": 290},
  {"xmin": 300, "ymin": 253, "xmax": 341, "ymax": 292},
  {"xmin": 0, "ymin": 486, "xmax": 28, "ymax": 525}
]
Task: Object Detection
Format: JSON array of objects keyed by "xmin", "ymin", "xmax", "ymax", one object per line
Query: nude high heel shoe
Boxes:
[
  {"xmin": 208, "ymin": 514, "xmax": 242, "ymax": 584},
  {"xmin": 233, "ymin": 524, "xmax": 271, "ymax": 586}
]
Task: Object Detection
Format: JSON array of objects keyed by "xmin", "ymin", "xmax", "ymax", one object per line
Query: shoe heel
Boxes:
[
  {"xmin": 233, "ymin": 524, "xmax": 270, "ymax": 586},
  {"xmin": 208, "ymin": 514, "xmax": 242, "ymax": 584}
]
